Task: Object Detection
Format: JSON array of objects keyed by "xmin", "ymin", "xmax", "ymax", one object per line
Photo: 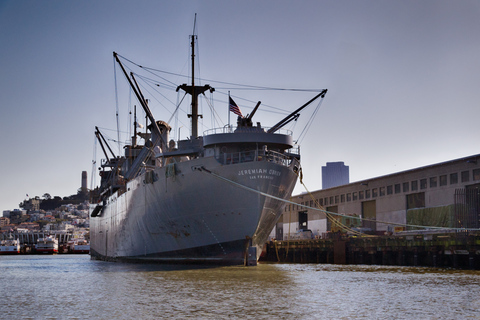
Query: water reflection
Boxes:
[{"xmin": 0, "ymin": 255, "xmax": 479, "ymax": 319}]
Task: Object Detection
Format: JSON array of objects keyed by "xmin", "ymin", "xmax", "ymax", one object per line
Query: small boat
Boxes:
[
  {"xmin": 35, "ymin": 236, "xmax": 59, "ymax": 254},
  {"xmin": 72, "ymin": 239, "xmax": 90, "ymax": 254}
]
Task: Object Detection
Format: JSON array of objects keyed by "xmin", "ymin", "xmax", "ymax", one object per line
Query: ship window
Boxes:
[
  {"xmin": 420, "ymin": 179, "xmax": 427, "ymax": 189},
  {"xmin": 461, "ymin": 170, "xmax": 470, "ymax": 183},
  {"xmin": 430, "ymin": 177, "xmax": 437, "ymax": 188},
  {"xmin": 440, "ymin": 175, "xmax": 447, "ymax": 186},
  {"xmin": 450, "ymin": 173, "xmax": 458, "ymax": 184}
]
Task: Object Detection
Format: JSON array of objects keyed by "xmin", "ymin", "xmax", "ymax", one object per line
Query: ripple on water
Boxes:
[{"xmin": 0, "ymin": 256, "xmax": 479, "ymax": 319}]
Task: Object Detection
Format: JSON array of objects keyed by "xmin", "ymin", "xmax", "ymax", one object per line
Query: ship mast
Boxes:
[{"xmin": 176, "ymin": 17, "xmax": 214, "ymax": 139}]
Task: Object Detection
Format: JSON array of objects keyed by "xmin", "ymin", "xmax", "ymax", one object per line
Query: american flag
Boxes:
[{"xmin": 229, "ymin": 96, "xmax": 243, "ymax": 117}]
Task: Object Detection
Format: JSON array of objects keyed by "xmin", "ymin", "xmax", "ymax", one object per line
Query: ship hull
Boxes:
[
  {"xmin": 73, "ymin": 245, "xmax": 90, "ymax": 254},
  {"xmin": 0, "ymin": 247, "xmax": 20, "ymax": 254},
  {"xmin": 36, "ymin": 249, "xmax": 59, "ymax": 254},
  {"xmin": 90, "ymin": 156, "xmax": 297, "ymax": 264}
]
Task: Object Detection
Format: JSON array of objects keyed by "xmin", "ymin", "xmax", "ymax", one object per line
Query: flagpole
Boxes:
[{"xmin": 228, "ymin": 91, "xmax": 231, "ymax": 130}]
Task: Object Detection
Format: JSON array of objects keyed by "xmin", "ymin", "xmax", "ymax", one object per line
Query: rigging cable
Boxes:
[
  {"xmin": 90, "ymin": 133, "xmax": 97, "ymax": 192},
  {"xmin": 201, "ymin": 93, "xmax": 224, "ymax": 129},
  {"xmin": 296, "ymin": 168, "xmax": 369, "ymax": 237},
  {"xmin": 196, "ymin": 166, "xmax": 480, "ymax": 232},
  {"xmin": 296, "ymin": 97, "xmax": 325, "ymax": 145}
]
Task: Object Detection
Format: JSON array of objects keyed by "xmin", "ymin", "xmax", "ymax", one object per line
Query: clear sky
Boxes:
[{"xmin": 1, "ymin": 0, "xmax": 480, "ymax": 211}]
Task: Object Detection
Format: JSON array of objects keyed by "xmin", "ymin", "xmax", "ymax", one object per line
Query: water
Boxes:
[{"xmin": 1, "ymin": 255, "xmax": 479, "ymax": 319}]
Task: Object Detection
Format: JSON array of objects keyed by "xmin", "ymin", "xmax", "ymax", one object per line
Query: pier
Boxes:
[
  {"xmin": 0, "ymin": 231, "xmax": 77, "ymax": 254},
  {"xmin": 260, "ymin": 231, "xmax": 480, "ymax": 269}
]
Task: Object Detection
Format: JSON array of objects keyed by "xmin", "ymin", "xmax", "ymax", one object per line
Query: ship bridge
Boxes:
[{"xmin": 203, "ymin": 126, "xmax": 294, "ymax": 150}]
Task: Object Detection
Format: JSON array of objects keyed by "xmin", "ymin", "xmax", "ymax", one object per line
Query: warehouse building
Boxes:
[{"xmin": 275, "ymin": 153, "xmax": 480, "ymax": 240}]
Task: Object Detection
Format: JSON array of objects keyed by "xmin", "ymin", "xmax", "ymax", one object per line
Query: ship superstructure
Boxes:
[{"xmin": 89, "ymin": 29, "xmax": 327, "ymax": 265}]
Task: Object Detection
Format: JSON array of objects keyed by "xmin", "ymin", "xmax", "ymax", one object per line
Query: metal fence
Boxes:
[{"xmin": 454, "ymin": 188, "xmax": 480, "ymax": 229}]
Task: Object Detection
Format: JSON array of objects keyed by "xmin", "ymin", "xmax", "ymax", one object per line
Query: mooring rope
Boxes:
[{"xmin": 197, "ymin": 166, "xmax": 480, "ymax": 232}]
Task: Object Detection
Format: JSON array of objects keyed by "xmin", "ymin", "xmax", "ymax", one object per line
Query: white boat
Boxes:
[
  {"xmin": 72, "ymin": 239, "xmax": 90, "ymax": 254},
  {"xmin": 0, "ymin": 239, "xmax": 20, "ymax": 254},
  {"xmin": 35, "ymin": 236, "xmax": 59, "ymax": 254}
]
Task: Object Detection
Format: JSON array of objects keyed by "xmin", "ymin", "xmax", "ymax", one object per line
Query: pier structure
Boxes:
[
  {"xmin": 261, "ymin": 231, "xmax": 480, "ymax": 269},
  {"xmin": 0, "ymin": 231, "xmax": 73, "ymax": 252}
]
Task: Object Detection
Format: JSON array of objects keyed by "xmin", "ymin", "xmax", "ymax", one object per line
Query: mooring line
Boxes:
[{"xmin": 197, "ymin": 166, "xmax": 480, "ymax": 232}]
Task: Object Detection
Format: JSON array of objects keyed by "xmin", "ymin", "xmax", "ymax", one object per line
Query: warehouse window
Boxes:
[
  {"xmin": 403, "ymin": 182, "xmax": 409, "ymax": 192},
  {"xmin": 341, "ymin": 194, "xmax": 345, "ymax": 203},
  {"xmin": 450, "ymin": 173, "xmax": 458, "ymax": 184},
  {"xmin": 387, "ymin": 185, "xmax": 393, "ymax": 195},
  {"xmin": 430, "ymin": 177, "xmax": 437, "ymax": 188},
  {"xmin": 412, "ymin": 180, "xmax": 418, "ymax": 191},
  {"xmin": 461, "ymin": 171, "xmax": 470, "ymax": 183},
  {"xmin": 395, "ymin": 184, "xmax": 401, "ymax": 194},
  {"xmin": 353, "ymin": 192, "xmax": 358, "ymax": 201},
  {"xmin": 474, "ymin": 169, "xmax": 480, "ymax": 181},
  {"xmin": 359, "ymin": 191, "xmax": 364, "ymax": 200},
  {"xmin": 420, "ymin": 179, "xmax": 427, "ymax": 189},
  {"xmin": 379, "ymin": 187, "xmax": 385, "ymax": 196},
  {"xmin": 372, "ymin": 188, "xmax": 378, "ymax": 197},
  {"xmin": 346, "ymin": 193, "xmax": 351, "ymax": 202},
  {"xmin": 406, "ymin": 192, "xmax": 425, "ymax": 209},
  {"xmin": 439, "ymin": 175, "xmax": 447, "ymax": 186},
  {"xmin": 365, "ymin": 190, "xmax": 370, "ymax": 199}
]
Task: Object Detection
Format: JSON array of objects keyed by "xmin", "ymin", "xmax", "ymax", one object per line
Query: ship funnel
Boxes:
[{"xmin": 149, "ymin": 120, "xmax": 171, "ymax": 152}]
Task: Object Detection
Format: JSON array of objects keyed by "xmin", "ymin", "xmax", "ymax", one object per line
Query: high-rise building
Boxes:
[
  {"xmin": 322, "ymin": 162, "xmax": 349, "ymax": 189},
  {"xmin": 81, "ymin": 171, "xmax": 87, "ymax": 192}
]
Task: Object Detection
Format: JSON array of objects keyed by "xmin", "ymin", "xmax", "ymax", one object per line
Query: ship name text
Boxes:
[{"xmin": 238, "ymin": 168, "xmax": 281, "ymax": 180}]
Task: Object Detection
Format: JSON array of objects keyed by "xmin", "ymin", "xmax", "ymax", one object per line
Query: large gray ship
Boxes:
[{"xmin": 89, "ymin": 31, "xmax": 327, "ymax": 265}]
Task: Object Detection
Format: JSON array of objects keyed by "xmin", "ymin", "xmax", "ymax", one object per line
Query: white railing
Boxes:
[{"xmin": 204, "ymin": 126, "xmax": 293, "ymax": 136}]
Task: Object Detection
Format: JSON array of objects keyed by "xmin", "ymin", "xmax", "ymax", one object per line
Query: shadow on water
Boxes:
[{"xmin": 90, "ymin": 259, "xmax": 223, "ymax": 273}]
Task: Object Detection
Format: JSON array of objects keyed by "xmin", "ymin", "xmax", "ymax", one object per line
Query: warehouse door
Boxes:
[
  {"xmin": 326, "ymin": 206, "xmax": 338, "ymax": 231},
  {"xmin": 275, "ymin": 222, "xmax": 283, "ymax": 240},
  {"xmin": 362, "ymin": 200, "xmax": 376, "ymax": 231},
  {"xmin": 298, "ymin": 211, "xmax": 308, "ymax": 230}
]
